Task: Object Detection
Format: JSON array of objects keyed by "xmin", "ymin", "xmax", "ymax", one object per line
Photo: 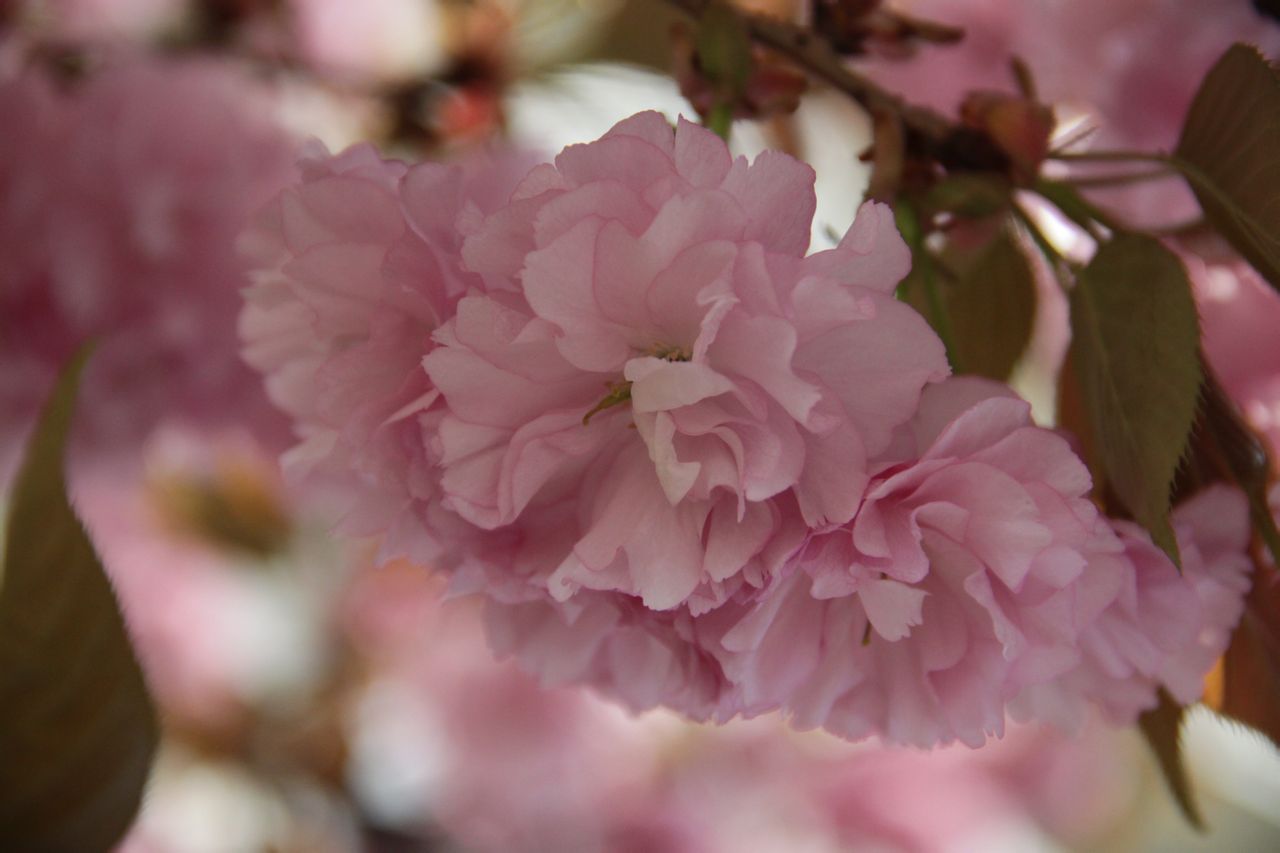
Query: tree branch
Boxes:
[{"xmin": 662, "ymin": 0, "xmax": 1008, "ymax": 172}]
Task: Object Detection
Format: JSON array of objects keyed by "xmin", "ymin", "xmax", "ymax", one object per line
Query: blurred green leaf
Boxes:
[
  {"xmin": 1067, "ymin": 234, "xmax": 1202, "ymax": 564},
  {"xmin": 1176, "ymin": 43, "xmax": 1280, "ymax": 291},
  {"xmin": 947, "ymin": 230, "xmax": 1037, "ymax": 380},
  {"xmin": 1139, "ymin": 688, "xmax": 1204, "ymax": 830},
  {"xmin": 0, "ymin": 348, "xmax": 159, "ymax": 851}
]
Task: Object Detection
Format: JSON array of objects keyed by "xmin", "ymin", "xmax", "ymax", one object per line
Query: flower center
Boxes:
[
  {"xmin": 582, "ymin": 345, "xmax": 691, "ymax": 425},
  {"xmin": 648, "ymin": 343, "xmax": 691, "ymax": 362},
  {"xmin": 582, "ymin": 380, "xmax": 633, "ymax": 425}
]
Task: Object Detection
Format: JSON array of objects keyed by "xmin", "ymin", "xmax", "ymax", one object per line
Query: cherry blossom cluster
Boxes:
[
  {"xmin": 244, "ymin": 112, "xmax": 1252, "ymax": 747},
  {"xmin": 0, "ymin": 60, "xmax": 296, "ymax": 471}
]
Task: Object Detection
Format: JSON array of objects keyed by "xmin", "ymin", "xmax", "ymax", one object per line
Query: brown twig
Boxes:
[{"xmin": 661, "ymin": 0, "xmax": 1008, "ymax": 172}]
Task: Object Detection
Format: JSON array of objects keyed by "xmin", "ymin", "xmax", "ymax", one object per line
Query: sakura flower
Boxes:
[
  {"xmin": 425, "ymin": 112, "xmax": 948, "ymax": 611},
  {"xmin": 1196, "ymin": 261, "xmax": 1280, "ymax": 461},
  {"xmin": 0, "ymin": 60, "xmax": 296, "ymax": 476},
  {"xmin": 241, "ymin": 141, "xmax": 535, "ymax": 566},
  {"xmin": 678, "ymin": 378, "xmax": 1251, "ymax": 748},
  {"xmin": 1013, "ymin": 484, "xmax": 1253, "ymax": 729},
  {"xmin": 483, "ymin": 589, "xmax": 737, "ymax": 721},
  {"xmin": 703, "ymin": 377, "xmax": 1111, "ymax": 747}
]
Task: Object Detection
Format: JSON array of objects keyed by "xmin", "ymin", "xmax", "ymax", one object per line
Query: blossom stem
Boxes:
[{"xmin": 705, "ymin": 101, "xmax": 734, "ymax": 141}]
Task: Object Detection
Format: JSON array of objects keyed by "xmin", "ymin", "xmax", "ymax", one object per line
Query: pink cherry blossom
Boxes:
[
  {"xmin": 704, "ymin": 377, "xmax": 1115, "ymax": 747},
  {"xmin": 1013, "ymin": 484, "xmax": 1253, "ymax": 728},
  {"xmin": 1196, "ymin": 259, "xmax": 1280, "ymax": 461},
  {"xmin": 425, "ymin": 112, "xmax": 948, "ymax": 611},
  {"xmin": 0, "ymin": 60, "xmax": 296, "ymax": 477},
  {"xmin": 243, "ymin": 111, "xmax": 1250, "ymax": 751},
  {"xmin": 496, "ymin": 376, "xmax": 1251, "ymax": 748},
  {"xmin": 241, "ymin": 140, "xmax": 536, "ymax": 566}
]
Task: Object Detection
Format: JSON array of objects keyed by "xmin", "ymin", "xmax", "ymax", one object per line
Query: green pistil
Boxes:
[{"xmin": 582, "ymin": 380, "xmax": 633, "ymax": 425}]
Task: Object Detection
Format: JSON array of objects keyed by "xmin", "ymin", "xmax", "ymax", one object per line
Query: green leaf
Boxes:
[
  {"xmin": 1175, "ymin": 43, "xmax": 1280, "ymax": 291},
  {"xmin": 0, "ymin": 348, "xmax": 159, "ymax": 851},
  {"xmin": 1138, "ymin": 688, "xmax": 1204, "ymax": 830},
  {"xmin": 1067, "ymin": 234, "xmax": 1202, "ymax": 563},
  {"xmin": 947, "ymin": 230, "xmax": 1037, "ymax": 381}
]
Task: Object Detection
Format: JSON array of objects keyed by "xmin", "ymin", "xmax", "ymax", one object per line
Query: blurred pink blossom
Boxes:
[
  {"xmin": 0, "ymin": 59, "xmax": 297, "ymax": 476},
  {"xmin": 72, "ymin": 428, "xmax": 309, "ymax": 729},
  {"xmin": 1196, "ymin": 260, "xmax": 1280, "ymax": 461},
  {"xmin": 865, "ymin": 0, "xmax": 1280, "ymax": 224},
  {"xmin": 867, "ymin": 0, "xmax": 1280, "ymax": 141}
]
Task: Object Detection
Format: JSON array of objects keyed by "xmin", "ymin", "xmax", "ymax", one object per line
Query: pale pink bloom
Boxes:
[
  {"xmin": 0, "ymin": 60, "xmax": 296, "ymax": 475},
  {"xmin": 241, "ymin": 141, "xmax": 535, "ymax": 566},
  {"xmin": 483, "ymin": 590, "xmax": 737, "ymax": 721},
  {"xmin": 1014, "ymin": 484, "xmax": 1253, "ymax": 728},
  {"xmin": 426, "ymin": 112, "xmax": 947, "ymax": 610},
  {"xmin": 478, "ymin": 378, "xmax": 1099, "ymax": 745},
  {"xmin": 652, "ymin": 378, "xmax": 1251, "ymax": 749},
  {"xmin": 1195, "ymin": 260, "xmax": 1280, "ymax": 461},
  {"xmin": 702, "ymin": 377, "xmax": 1112, "ymax": 747}
]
